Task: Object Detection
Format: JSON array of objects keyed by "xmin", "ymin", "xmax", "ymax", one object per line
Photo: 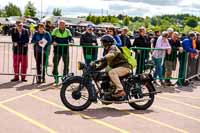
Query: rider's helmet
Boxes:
[{"xmin": 100, "ymin": 35, "xmax": 115, "ymax": 49}]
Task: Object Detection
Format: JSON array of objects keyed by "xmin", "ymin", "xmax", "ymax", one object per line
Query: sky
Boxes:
[{"xmin": 1, "ymin": 0, "xmax": 200, "ymax": 17}]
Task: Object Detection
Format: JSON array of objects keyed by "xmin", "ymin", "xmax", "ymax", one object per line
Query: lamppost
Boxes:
[{"xmin": 41, "ymin": 0, "xmax": 43, "ymax": 19}]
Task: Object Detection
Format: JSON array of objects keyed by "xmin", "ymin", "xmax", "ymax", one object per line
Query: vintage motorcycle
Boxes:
[{"xmin": 60, "ymin": 61, "xmax": 160, "ymax": 111}]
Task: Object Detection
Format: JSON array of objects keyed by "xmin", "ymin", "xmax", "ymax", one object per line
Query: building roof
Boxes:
[{"xmin": 96, "ymin": 23, "xmax": 115, "ymax": 28}]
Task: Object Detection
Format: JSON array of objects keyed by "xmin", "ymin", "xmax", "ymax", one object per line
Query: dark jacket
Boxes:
[
  {"xmin": 119, "ymin": 34, "xmax": 131, "ymax": 48},
  {"xmin": 133, "ymin": 35, "xmax": 150, "ymax": 59},
  {"xmin": 165, "ymin": 38, "xmax": 181, "ymax": 61},
  {"xmin": 97, "ymin": 45, "xmax": 130, "ymax": 69},
  {"xmin": 152, "ymin": 36, "xmax": 159, "ymax": 48},
  {"xmin": 80, "ymin": 32, "xmax": 98, "ymax": 46},
  {"xmin": 133, "ymin": 35, "xmax": 150, "ymax": 48},
  {"xmin": 31, "ymin": 31, "xmax": 52, "ymax": 53},
  {"xmin": 45, "ymin": 25, "xmax": 53, "ymax": 33},
  {"xmin": 196, "ymin": 39, "xmax": 200, "ymax": 50},
  {"xmin": 11, "ymin": 28, "xmax": 29, "ymax": 55}
]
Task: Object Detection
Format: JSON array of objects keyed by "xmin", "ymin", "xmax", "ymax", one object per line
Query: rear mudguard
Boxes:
[
  {"xmin": 62, "ymin": 76, "xmax": 97, "ymax": 101},
  {"xmin": 139, "ymin": 73, "xmax": 154, "ymax": 82},
  {"xmin": 138, "ymin": 74, "xmax": 156, "ymax": 92}
]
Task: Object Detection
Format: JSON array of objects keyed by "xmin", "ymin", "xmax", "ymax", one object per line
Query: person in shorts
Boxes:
[{"xmin": 164, "ymin": 32, "xmax": 183, "ymax": 86}]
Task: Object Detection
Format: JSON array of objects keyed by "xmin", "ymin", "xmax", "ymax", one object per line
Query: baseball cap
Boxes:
[{"xmin": 87, "ymin": 24, "xmax": 94, "ymax": 29}]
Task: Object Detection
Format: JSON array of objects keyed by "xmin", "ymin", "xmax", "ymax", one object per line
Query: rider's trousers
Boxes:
[{"xmin": 108, "ymin": 67, "xmax": 130, "ymax": 92}]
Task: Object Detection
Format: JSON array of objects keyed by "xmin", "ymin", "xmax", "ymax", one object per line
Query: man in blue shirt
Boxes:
[{"xmin": 180, "ymin": 32, "xmax": 198, "ymax": 85}]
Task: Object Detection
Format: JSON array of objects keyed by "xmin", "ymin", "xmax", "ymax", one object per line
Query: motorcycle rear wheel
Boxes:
[{"xmin": 129, "ymin": 82, "xmax": 155, "ymax": 110}]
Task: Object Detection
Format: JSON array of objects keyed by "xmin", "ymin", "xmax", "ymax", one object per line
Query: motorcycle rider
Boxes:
[{"xmin": 92, "ymin": 35, "xmax": 131, "ymax": 97}]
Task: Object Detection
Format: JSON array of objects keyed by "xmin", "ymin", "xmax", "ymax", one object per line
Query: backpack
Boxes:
[{"xmin": 120, "ymin": 47, "xmax": 137, "ymax": 69}]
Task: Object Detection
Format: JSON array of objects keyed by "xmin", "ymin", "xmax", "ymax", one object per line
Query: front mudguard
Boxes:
[
  {"xmin": 61, "ymin": 73, "xmax": 74, "ymax": 83},
  {"xmin": 62, "ymin": 76, "xmax": 97, "ymax": 102}
]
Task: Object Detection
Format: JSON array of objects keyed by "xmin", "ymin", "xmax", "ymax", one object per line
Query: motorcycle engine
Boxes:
[{"xmin": 100, "ymin": 80, "xmax": 116, "ymax": 100}]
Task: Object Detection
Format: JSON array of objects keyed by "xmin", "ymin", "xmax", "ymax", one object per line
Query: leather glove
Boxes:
[{"xmin": 90, "ymin": 61, "xmax": 97, "ymax": 68}]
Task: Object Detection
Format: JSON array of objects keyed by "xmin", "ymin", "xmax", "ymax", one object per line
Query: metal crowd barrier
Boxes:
[
  {"xmin": 0, "ymin": 41, "xmax": 43, "ymax": 83},
  {"xmin": 45, "ymin": 45, "xmax": 190, "ymax": 85},
  {"xmin": 45, "ymin": 44, "xmax": 103, "ymax": 84},
  {"xmin": 1, "ymin": 41, "xmax": 197, "ymax": 86},
  {"xmin": 185, "ymin": 52, "xmax": 200, "ymax": 81},
  {"xmin": 131, "ymin": 47, "xmax": 188, "ymax": 84}
]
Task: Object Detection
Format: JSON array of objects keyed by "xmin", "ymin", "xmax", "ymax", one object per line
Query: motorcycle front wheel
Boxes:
[{"xmin": 60, "ymin": 77, "xmax": 92, "ymax": 111}]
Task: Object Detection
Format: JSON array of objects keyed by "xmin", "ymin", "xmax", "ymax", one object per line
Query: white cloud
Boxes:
[{"xmin": 0, "ymin": 0, "xmax": 200, "ymax": 17}]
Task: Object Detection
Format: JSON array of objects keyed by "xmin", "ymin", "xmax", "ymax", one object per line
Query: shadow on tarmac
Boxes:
[
  {"xmin": 15, "ymin": 83, "xmax": 55, "ymax": 91},
  {"xmin": 0, "ymin": 81, "xmax": 21, "ymax": 89},
  {"xmin": 156, "ymin": 84, "xmax": 198, "ymax": 93},
  {"xmin": 55, "ymin": 107, "xmax": 154, "ymax": 119}
]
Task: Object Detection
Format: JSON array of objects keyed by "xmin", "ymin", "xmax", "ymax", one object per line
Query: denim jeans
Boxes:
[{"xmin": 153, "ymin": 57, "xmax": 163, "ymax": 80}]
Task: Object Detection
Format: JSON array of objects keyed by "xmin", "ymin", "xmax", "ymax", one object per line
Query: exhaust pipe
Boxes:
[{"xmin": 128, "ymin": 97, "xmax": 151, "ymax": 103}]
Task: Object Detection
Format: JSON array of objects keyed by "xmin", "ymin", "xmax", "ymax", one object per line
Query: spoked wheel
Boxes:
[
  {"xmin": 129, "ymin": 82, "xmax": 155, "ymax": 110},
  {"xmin": 60, "ymin": 77, "xmax": 92, "ymax": 111}
]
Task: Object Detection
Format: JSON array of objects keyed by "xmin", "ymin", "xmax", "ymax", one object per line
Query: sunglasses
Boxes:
[{"xmin": 107, "ymin": 30, "xmax": 113, "ymax": 33}]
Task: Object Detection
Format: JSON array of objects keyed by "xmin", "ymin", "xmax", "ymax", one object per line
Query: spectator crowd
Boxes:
[{"xmin": 7, "ymin": 19, "xmax": 200, "ymax": 86}]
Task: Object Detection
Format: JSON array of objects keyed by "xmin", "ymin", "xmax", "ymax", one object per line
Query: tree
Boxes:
[
  {"xmin": 117, "ymin": 14, "xmax": 124, "ymax": 20},
  {"xmin": 183, "ymin": 26, "xmax": 192, "ymax": 33},
  {"xmin": 132, "ymin": 16, "xmax": 144, "ymax": 22},
  {"xmin": 52, "ymin": 8, "xmax": 62, "ymax": 16},
  {"xmin": 24, "ymin": 8, "xmax": 31, "ymax": 17},
  {"xmin": 90, "ymin": 16, "xmax": 96, "ymax": 24},
  {"xmin": 103, "ymin": 16, "xmax": 109, "ymax": 22},
  {"xmin": 24, "ymin": 1, "xmax": 36, "ymax": 17},
  {"xmin": 95, "ymin": 17, "xmax": 103, "ymax": 24},
  {"xmin": 4, "ymin": 3, "xmax": 21, "ymax": 17},
  {"xmin": 0, "ymin": 9, "xmax": 6, "ymax": 17},
  {"xmin": 186, "ymin": 18, "xmax": 198, "ymax": 28},
  {"xmin": 110, "ymin": 16, "xmax": 118, "ymax": 24},
  {"xmin": 123, "ymin": 16, "xmax": 130, "ymax": 26},
  {"xmin": 193, "ymin": 25, "xmax": 200, "ymax": 32},
  {"xmin": 86, "ymin": 15, "xmax": 92, "ymax": 21}
]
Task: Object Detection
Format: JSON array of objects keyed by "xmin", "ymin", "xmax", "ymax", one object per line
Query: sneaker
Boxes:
[{"xmin": 11, "ymin": 78, "xmax": 19, "ymax": 82}]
